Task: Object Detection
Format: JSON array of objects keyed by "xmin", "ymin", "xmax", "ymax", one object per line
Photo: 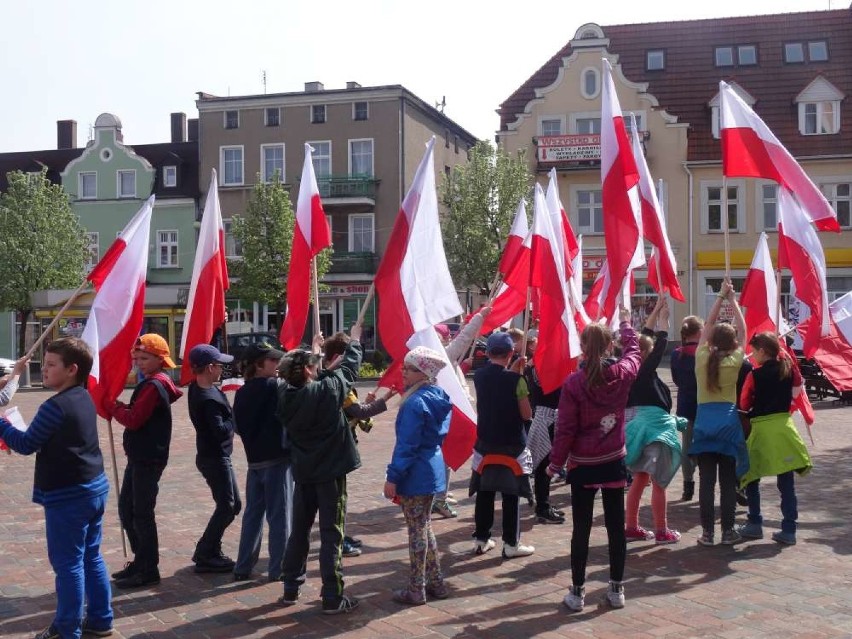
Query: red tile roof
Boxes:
[{"xmin": 498, "ymin": 9, "xmax": 852, "ymax": 162}]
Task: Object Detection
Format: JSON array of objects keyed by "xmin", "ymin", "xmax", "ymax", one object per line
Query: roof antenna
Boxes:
[
  {"xmin": 262, "ymin": 70, "xmax": 268, "ymax": 94},
  {"xmin": 435, "ymin": 95, "xmax": 446, "ymax": 113}
]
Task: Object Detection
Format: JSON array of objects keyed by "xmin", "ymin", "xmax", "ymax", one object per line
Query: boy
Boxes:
[
  {"xmin": 188, "ymin": 343, "xmax": 242, "ymax": 572},
  {"xmin": 107, "ymin": 334, "xmax": 182, "ymax": 588},
  {"xmin": 0, "ymin": 338, "xmax": 113, "ymax": 639}
]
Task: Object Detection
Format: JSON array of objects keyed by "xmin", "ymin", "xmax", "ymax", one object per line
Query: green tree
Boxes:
[
  {"xmin": 440, "ymin": 141, "xmax": 532, "ymax": 294},
  {"xmin": 228, "ymin": 174, "xmax": 331, "ymax": 328},
  {"xmin": 0, "ymin": 169, "xmax": 88, "ymax": 356}
]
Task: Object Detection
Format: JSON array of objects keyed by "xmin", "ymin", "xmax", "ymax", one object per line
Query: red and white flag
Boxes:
[
  {"xmin": 740, "ymin": 232, "xmax": 788, "ymax": 344},
  {"xmin": 179, "ymin": 170, "xmax": 230, "ymax": 385},
  {"xmin": 601, "ymin": 59, "xmax": 644, "ymax": 321},
  {"xmin": 545, "ymin": 168, "xmax": 579, "ymax": 277},
  {"xmin": 279, "ymin": 144, "xmax": 332, "ymax": 350},
  {"xmin": 83, "ymin": 196, "xmax": 154, "ymax": 417},
  {"xmin": 374, "ymin": 138, "xmax": 476, "ymax": 470},
  {"xmin": 499, "ymin": 198, "xmax": 529, "ymax": 275},
  {"xmin": 530, "ymin": 183, "xmax": 579, "ymax": 393},
  {"xmin": 569, "ymin": 235, "xmax": 591, "ymax": 330},
  {"xmin": 777, "ymin": 187, "xmax": 829, "ymax": 358},
  {"xmin": 584, "ymin": 258, "xmax": 610, "ymax": 321},
  {"xmin": 629, "ymin": 118, "xmax": 684, "ymax": 301},
  {"xmin": 799, "ymin": 291, "xmax": 852, "ymax": 392},
  {"xmin": 720, "ymin": 81, "xmax": 840, "ymax": 232},
  {"xmin": 481, "ymin": 229, "xmax": 532, "ymax": 335}
]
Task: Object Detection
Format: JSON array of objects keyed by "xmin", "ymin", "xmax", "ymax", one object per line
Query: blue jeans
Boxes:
[
  {"xmin": 195, "ymin": 456, "xmax": 242, "ymax": 558},
  {"xmin": 44, "ymin": 491, "xmax": 113, "ymax": 639},
  {"xmin": 234, "ymin": 459, "xmax": 294, "ymax": 578},
  {"xmin": 745, "ymin": 472, "xmax": 798, "ymax": 534}
]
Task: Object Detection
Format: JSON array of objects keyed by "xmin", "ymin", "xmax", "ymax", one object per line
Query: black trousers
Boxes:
[
  {"xmin": 533, "ymin": 455, "xmax": 552, "ymax": 515},
  {"xmin": 195, "ymin": 456, "xmax": 241, "ymax": 557},
  {"xmin": 570, "ymin": 483, "xmax": 626, "ymax": 586},
  {"xmin": 282, "ymin": 476, "xmax": 347, "ymax": 600},
  {"xmin": 118, "ymin": 460, "xmax": 165, "ymax": 571},
  {"xmin": 473, "ymin": 490, "xmax": 520, "ymax": 546},
  {"xmin": 697, "ymin": 453, "xmax": 737, "ymax": 533}
]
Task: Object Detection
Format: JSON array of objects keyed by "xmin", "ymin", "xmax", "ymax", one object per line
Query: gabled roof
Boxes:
[{"xmin": 498, "ymin": 8, "xmax": 852, "ymax": 161}]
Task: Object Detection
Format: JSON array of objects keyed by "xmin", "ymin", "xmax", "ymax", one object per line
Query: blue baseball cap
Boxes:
[
  {"xmin": 486, "ymin": 332, "xmax": 514, "ymax": 355},
  {"xmin": 189, "ymin": 344, "xmax": 234, "ymax": 368}
]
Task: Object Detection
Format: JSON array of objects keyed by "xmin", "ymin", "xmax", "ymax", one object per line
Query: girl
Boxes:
[
  {"xmin": 670, "ymin": 316, "xmax": 704, "ymax": 501},
  {"xmin": 625, "ymin": 297, "xmax": 687, "ymax": 545},
  {"xmin": 690, "ymin": 278, "xmax": 749, "ymax": 546},
  {"xmin": 384, "ymin": 346, "xmax": 452, "ymax": 605},
  {"xmin": 737, "ymin": 332, "xmax": 812, "ymax": 546},
  {"xmin": 548, "ymin": 306, "xmax": 641, "ymax": 612}
]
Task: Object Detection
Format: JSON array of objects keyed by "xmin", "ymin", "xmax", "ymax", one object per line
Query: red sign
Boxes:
[{"xmin": 537, "ymin": 134, "xmax": 601, "ymax": 162}]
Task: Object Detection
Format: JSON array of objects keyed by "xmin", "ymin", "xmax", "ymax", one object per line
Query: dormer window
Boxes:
[
  {"xmin": 737, "ymin": 45, "xmax": 757, "ymax": 65},
  {"xmin": 709, "ymin": 83, "xmax": 756, "ymax": 139},
  {"xmin": 795, "ymin": 77, "xmax": 843, "ymax": 136},
  {"xmin": 646, "ymin": 50, "xmax": 665, "ymax": 71}
]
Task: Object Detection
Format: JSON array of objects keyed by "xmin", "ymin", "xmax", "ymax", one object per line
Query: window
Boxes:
[
  {"xmin": 223, "ymin": 219, "xmax": 242, "ymax": 258},
  {"xmin": 623, "ymin": 112, "xmax": 645, "ymax": 135},
  {"xmin": 784, "ymin": 43, "xmax": 804, "ymax": 63},
  {"xmin": 759, "ymin": 183, "xmax": 778, "ymax": 230},
  {"xmin": 738, "ymin": 45, "xmax": 757, "ymax": 65},
  {"xmin": 349, "ymin": 139, "xmax": 373, "ymax": 176},
  {"xmin": 808, "ymin": 41, "xmax": 828, "ymax": 62},
  {"xmin": 821, "ymin": 183, "xmax": 851, "ymax": 228},
  {"xmin": 454, "ymin": 136, "xmax": 459, "ymax": 154},
  {"xmin": 224, "ymin": 110, "xmax": 239, "ymax": 129},
  {"xmin": 581, "ymin": 68, "xmax": 599, "ymax": 98},
  {"xmin": 348, "ymin": 214, "xmax": 374, "ymax": 252},
  {"xmin": 310, "ymin": 141, "xmax": 331, "ymax": 177},
  {"xmin": 646, "ymin": 50, "xmax": 665, "ymax": 70},
  {"xmin": 353, "ymin": 102, "xmax": 369, "ymax": 121},
  {"xmin": 540, "ymin": 118, "xmax": 563, "ymax": 136},
  {"xmin": 575, "ymin": 117, "xmax": 601, "ymax": 134},
  {"xmin": 79, "ymin": 172, "xmax": 96, "ymax": 199},
  {"xmin": 311, "ymin": 104, "xmax": 326, "ymax": 124},
  {"xmin": 715, "ymin": 46, "xmax": 734, "ymax": 67},
  {"xmin": 163, "ymin": 165, "xmax": 177, "ymax": 188},
  {"xmin": 576, "ymin": 189, "xmax": 603, "ymax": 234},
  {"xmin": 801, "ymin": 101, "xmax": 839, "ymax": 135},
  {"xmin": 157, "ymin": 230, "xmax": 179, "ymax": 267},
  {"xmin": 261, "ymin": 144, "xmax": 285, "ymax": 182},
  {"xmin": 702, "ymin": 182, "xmax": 743, "ymax": 233},
  {"xmin": 84, "ymin": 232, "xmax": 99, "ymax": 272},
  {"xmin": 265, "ymin": 107, "xmax": 280, "ymax": 127},
  {"xmin": 117, "ymin": 170, "xmax": 136, "ymax": 198},
  {"xmin": 445, "ymin": 129, "xmax": 450, "ymax": 148},
  {"xmin": 220, "ymin": 146, "xmax": 244, "ymax": 185}
]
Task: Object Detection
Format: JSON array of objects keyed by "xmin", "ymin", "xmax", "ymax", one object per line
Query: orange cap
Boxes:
[{"xmin": 133, "ymin": 334, "xmax": 176, "ymax": 369}]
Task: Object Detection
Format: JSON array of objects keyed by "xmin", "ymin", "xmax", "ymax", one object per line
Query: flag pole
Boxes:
[
  {"xmin": 722, "ymin": 177, "xmax": 731, "ymax": 277},
  {"xmin": 775, "ymin": 267, "xmax": 784, "ymax": 337},
  {"xmin": 354, "ymin": 282, "xmax": 375, "ymax": 330},
  {"xmin": 311, "ymin": 257, "xmax": 321, "ymax": 336},
  {"xmin": 106, "ymin": 419, "xmax": 128, "ymax": 558},
  {"xmin": 26, "ymin": 279, "xmax": 91, "ymax": 358},
  {"xmin": 520, "ymin": 286, "xmax": 532, "ymax": 359}
]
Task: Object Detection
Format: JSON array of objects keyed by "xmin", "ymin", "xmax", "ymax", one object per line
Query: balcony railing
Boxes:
[
  {"xmin": 327, "ymin": 251, "xmax": 377, "ymax": 274},
  {"xmin": 316, "ymin": 174, "xmax": 379, "ymax": 199}
]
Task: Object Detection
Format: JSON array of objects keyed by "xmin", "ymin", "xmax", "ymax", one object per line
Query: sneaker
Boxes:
[
  {"xmin": 342, "ymin": 540, "xmax": 362, "ymax": 557},
  {"xmin": 432, "ymin": 500, "xmax": 458, "ymax": 518},
  {"xmin": 322, "ymin": 594, "xmax": 360, "ymax": 615},
  {"xmin": 82, "ymin": 619, "xmax": 114, "ymax": 637},
  {"xmin": 606, "ymin": 580, "xmax": 625, "ymax": 608},
  {"xmin": 721, "ymin": 529, "xmax": 744, "ymax": 545},
  {"xmin": 426, "ymin": 582, "xmax": 450, "ymax": 600},
  {"xmin": 562, "ymin": 585, "xmax": 585, "ymax": 612},
  {"xmin": 502, "ymin": 542, "xmax": 535, "ymax": 558},
  {"xmin": 625, "ymin": 526, "xmax": 655, "ymax": 542},
  {"xmin": 552, "ymin": 508, "xmax": 566, "ymax": 516},
  {"xmin": 697, "ymin": 530, "xmax": 715, "ymax": 546},
  {"xmin": 194, "ymin": 553, "xmax": 236, "ymax": 573},
  {"xmin": 473, "ymin": 538, "xmax": 496, "ymax": 555},
  {"xmin": 771, "ymin": 530, "xmax": 797, "ymax": 546},
  {"xmin": 114, "ymin": 569, "xmax": 161, "ymax": 589},
  {"xmin": 737, "ymin": 522, "xmax": 764, "ymax": 539},
  {"xmin": 279, "ymin": 588, "xmax": 301, "ymax": 606},
  {"xmin": 681, "ymin": 481, "xmax": 695, "ymax": 501},
  {"xmin": 445, "ymin": 493, "xmax": 458, "ymax": 505},
  {"xmin": 343, "ymin": 535, "xmax": 363, "ymax": 548},
  {"xmin": 392, "ymin": 588, "xmax": 426, "ymax": 606},
  {"xmin": 34, "ymin": 626, "xmax": 60, "ymax": 639},
  {"xmin": 536, "ymin": 508, "xmax": 565, "ymax": 524},
  {"xmin": 111, "ymin": 561, "xmax": 136, "ymax": 580},
  {"xmin": 655, "ymin": 528, "xmax": 681, "ymax": 545}
]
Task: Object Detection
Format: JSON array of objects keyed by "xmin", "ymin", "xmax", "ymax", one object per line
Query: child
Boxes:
[
  {"xmin": 670, "ymin": 315, "xmax": 704, "ymax": 501},
  {"xmin": 188, "ymin": 343, "xmax": 242, "ymax": 572},
  {"xmin": 232, "ymin": 342, "xmax": 290, "ymax": 582},
  {"xmin": 384, "ymin": 346, "xmax": 452, "ymax": 605},
  {"xmin": 108, "ymin": 334, "xmax": 182, "ymax": 589},
  {"xmin": 548, "ymin": 306, "xmax": 640, "ymax": 611},
  {"xmin": 0, "ymin": 338, "xmax": 113, "ymax": 639},
  {"xmin": 0, "ymin": 355, "xmax": 30, "ymax": 407},
  {"xmin": 690, "ymin": 278, "xmax": 749, "ymax": 546},
  {"xmin": 737, "ymin": 332, "xmax": 812, "ymax": 545},
  {"xmin": 624, "ymin": 297, "xmax": 687, "ymax": 545}
]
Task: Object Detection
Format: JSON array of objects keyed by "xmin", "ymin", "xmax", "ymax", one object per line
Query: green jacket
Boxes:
[{"xmin": 277, "ymin": 340, "xmax": 362, "ymax": 483}]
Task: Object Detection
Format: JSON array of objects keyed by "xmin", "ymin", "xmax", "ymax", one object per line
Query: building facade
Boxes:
[
  {"xmin": 196, "ymin": 81, "xmax": 477, "ymax": 350},
  {"xmin": 497, "ymin": 8, "xmax": 851, "ymax": 336}
]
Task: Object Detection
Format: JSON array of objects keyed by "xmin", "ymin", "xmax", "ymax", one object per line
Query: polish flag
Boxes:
[
  {"xmin": 740, "ymin": 232, "xmax": 788, "ymax": 344},
  {"xmin": 374, "ymin": 138, "xmax": 476, "ymax": 470},
  {"xmin": 799, "ymin": 291, "xmax": 852, "ymax": 392},
  {"xmin": 569, "ymin": 235, "xmax": 591, "ymax": 330},
  {"xmin": 480, "ymin": 228, "xmax": 531, "ymax": 335},
  {"xmin": 720, "ymin": 81, "xmax": 840, "ymax": 232},
  {"xmin": 583, "ymin": 258, "xmax": 610, "ymax": 321},
  {"xmin": 629, "ymin": 118, "xmax": 684, "ymax": 301},
  {"xmin": 545, "ymin": 168, "xmax": 579, "ymax": 276},
  {"xmin": 530, "ymin": 183, "xmax": 579, "ymax": 393},
  {"xmin": 777, "ymin": 188, "xmax": 830, "ymax": 358},
  {"xmin": 499, "ymin": 198, "xmax": 529, "ymax": 275},
  {"xmin": 601, "ymin": 59, "xmax": 644, "ymax": 322},
  {"xmin": 179, "ymin": 170, "xmax": 230, "ymax": 386},
  {"xmin": 279, "ymin": 144, "xmax": 332, "ymax": 350},
  {"xmin": 83, "ymin": 196, "xmax": 154, "ymax": 418}
]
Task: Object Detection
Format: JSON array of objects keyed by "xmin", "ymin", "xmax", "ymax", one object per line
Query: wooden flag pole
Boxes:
[
  {"xmin": 26, "ymin": 279, "xmax": 90, "ymax": 358},
  {"xmin": 775, "ymin": 268, "xmax": 784, "ymax": 337},
  {"xmin": 354, "ymin": 282, "xmax": 375, "ymax": 330},
  {"xmin": 311, "ymin": 257, "xmax": 321, "ymax": 336},
  {"xmin": 106, "ymin": 420, "xmax": 128, "ymax": 557},
  {"xmin": 721, "ymin": 176, "xmax": 731, "ymax": 277},
  {"xmin": 519, "ymin": 286, "xmax": 532, "ymax": 359}
]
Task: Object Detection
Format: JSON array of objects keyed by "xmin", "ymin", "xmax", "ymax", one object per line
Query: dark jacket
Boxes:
[
  {"xmin": 234, "ymin": 377, "xmax": 287, "ymax": 465},
  {"xmin": 188, "ymin": 384, "xmax": 235, "ymax": 458},
  {"xmin": 627, "ymin": 328, "xmax": 672, "ymax": 412},
  {"xmin": 277, "ymin": 340, "xmax": 363, "ymax": 483},
  {"xmin": 473, "ymin": 362, "xmax": 526, "ymax": 454},
  {"xmin": 670, "ymin": 341, "xmax": 698, "ymax": 420},
  {"xmin": 122, "ymin": 373, "xmax": 182, "ymax": 464}
]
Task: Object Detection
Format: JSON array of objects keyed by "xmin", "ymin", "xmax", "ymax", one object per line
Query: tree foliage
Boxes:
[
  {"xmin": 0, "ymin": 169, "xmax": 87, "ymax": 355},
  {"xmin": 228, "ymin": 175, "xmax": 331, "ymax": 322},
  {"xmin": 440, "ymin": 141, "xmax": 532, "ymax": 292}
]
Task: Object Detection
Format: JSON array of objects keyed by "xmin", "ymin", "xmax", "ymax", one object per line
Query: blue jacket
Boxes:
[{"xmin": 386, "ymin": 384, "xmax": 452, "ymax": 496}]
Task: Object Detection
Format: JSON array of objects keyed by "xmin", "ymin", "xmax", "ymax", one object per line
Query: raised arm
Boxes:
[{"xmin": 699, "ymin": 279, "xmax": 731, "ymax": 348}]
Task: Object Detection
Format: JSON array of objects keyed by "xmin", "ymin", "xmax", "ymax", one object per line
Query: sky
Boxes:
[{"xmin": 0, "ymin": 0, "xmax": 839, "ymax": 152}]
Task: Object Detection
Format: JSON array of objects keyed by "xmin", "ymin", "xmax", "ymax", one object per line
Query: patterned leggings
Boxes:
[{"xmin": 398, "ymin": 494, "xmax": 443, "ymax": 593}]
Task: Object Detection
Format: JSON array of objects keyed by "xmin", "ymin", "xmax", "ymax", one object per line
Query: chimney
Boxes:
[
  {"xmin": 187, "ymin": 119, "xmax": 199, "ymax": 142},
  {"xmin": 57, "ymin": 120, "xmax": 77, "ymax": 149},
  {"xmin": 170, "ymin": 112, "xmax": 187, "ymax": 143},
  {"xmin": 304, "ymin": 81, "xmax": 324, "ymax": 92},
  {"xmin": 346, "ymin": 81, "xmax": 361, "ymax": 90}
]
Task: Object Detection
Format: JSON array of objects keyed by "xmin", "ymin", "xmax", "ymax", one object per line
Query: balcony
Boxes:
[
  {"xmin": 327, "ymin": 251, "xmax": 377, "ymax": 274},
  {"xmin": 316, "ymin": 174, "xmax": 379, "ymax": 203}
]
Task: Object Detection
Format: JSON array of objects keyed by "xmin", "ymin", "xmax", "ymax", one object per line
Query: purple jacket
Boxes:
[{"xmin": 550, "ymin": 323, "xmax": 641, "ymax": 470}]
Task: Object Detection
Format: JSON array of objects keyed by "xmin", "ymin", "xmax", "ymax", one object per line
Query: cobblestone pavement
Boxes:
[{"xmin": 1, "ymin": 371, "xmax": 851, "ymax": 638}]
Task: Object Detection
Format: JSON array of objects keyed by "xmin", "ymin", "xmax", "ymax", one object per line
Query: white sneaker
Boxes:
[
  {"xmin": 563, "ymin": 585, "xmax": 585, "ymax": 612},
  {"xmin": 473, "ymin": 538, "xmax": 496, "ymax": 555},
  {"xmin": 501, "ymin": 542, "xmax": 535, "ymax": 558},
  {"xmin": 606, "ymin": 581, "xmax": 625, "ymax": 608}
]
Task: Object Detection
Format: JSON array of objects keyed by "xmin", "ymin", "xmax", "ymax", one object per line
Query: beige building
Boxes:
[
  {"xmin": 497, "ymin": 9, "xmax": 851, "ymax": 338},
  {"xmin": 196, "ymin": 82, "xmax": 477, "ymax": 349}
]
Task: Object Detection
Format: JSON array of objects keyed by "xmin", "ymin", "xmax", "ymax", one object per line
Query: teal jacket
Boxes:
[{"xmin": 625, "ymin": 405, "xmax": 687, "ymax": 467}]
